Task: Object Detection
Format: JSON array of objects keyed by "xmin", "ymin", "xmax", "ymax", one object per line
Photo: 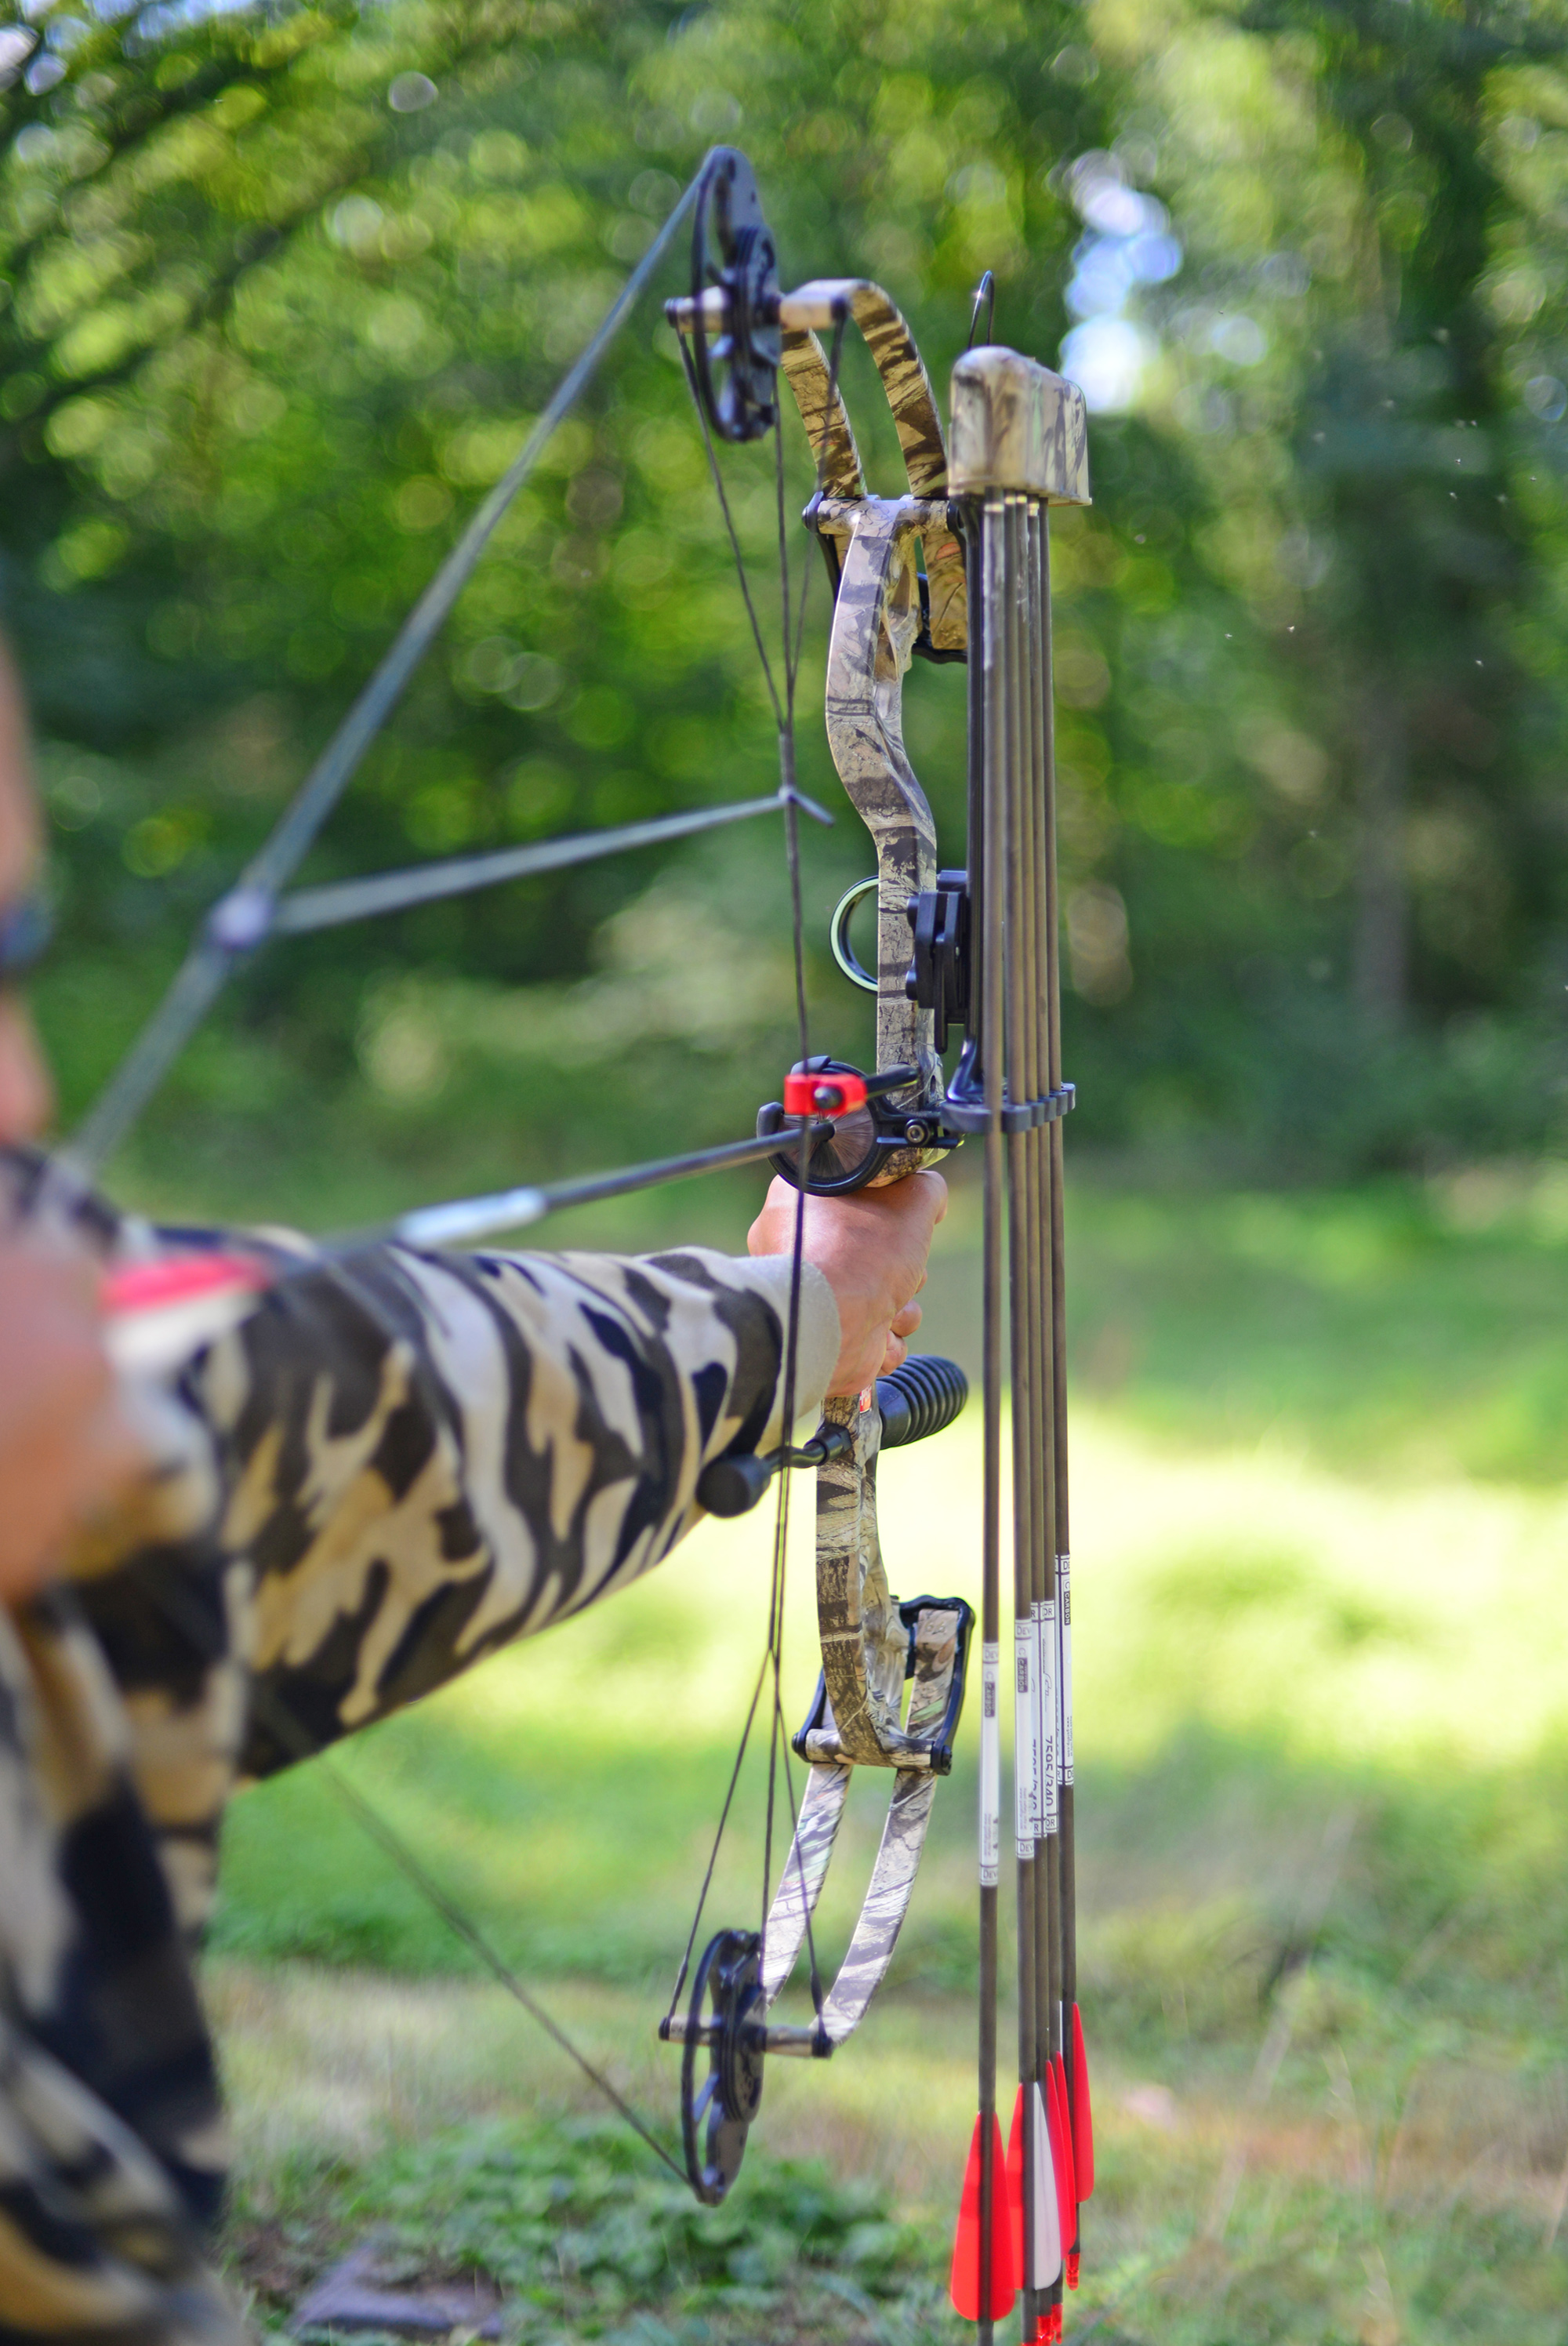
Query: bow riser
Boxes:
[{"xmin": 819, "ymin": 500, "xmax": 942, "ymax": 1122}]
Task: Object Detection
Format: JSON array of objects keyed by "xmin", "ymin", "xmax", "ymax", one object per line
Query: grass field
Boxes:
[{"xmin": 206, "ymin": 1167, "xmax": 1568, "ymax": 2344}]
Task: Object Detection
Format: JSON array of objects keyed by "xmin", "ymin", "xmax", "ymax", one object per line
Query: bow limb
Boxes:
[{"xmin": 779, "ymin": 277, "xmax": 967, "ymax": 649}]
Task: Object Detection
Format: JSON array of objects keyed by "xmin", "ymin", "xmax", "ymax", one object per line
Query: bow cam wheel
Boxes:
[
  {"xmin": 689, "ymin": 147, "xmax": 780, "ymax": 444},
  {"xmin": 681, "ymin": 1927, "xmax": 767, "ymax": 2204}
]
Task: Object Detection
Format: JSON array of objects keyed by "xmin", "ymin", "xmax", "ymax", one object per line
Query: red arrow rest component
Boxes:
[
  {"xmin": 1044, "ymin": 2061, "xmax": 1076, "ymax": 2275},
  {"xmin": 781, "ymin": 1066, "xmax": 868, "ymax": 1119},
  {"xmin": 949, "ymin": 2112, "xmax": 1017, "ymax": 2321},
  {"xmin": 1071, "ymin": 2003, "xmax": 1095, "ymax": 2199}
]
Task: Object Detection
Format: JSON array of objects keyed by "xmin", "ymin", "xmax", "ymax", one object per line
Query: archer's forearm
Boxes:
[{"xmin": 208, "ymin": 1237, "xmax": 837, "ymax": 1774}]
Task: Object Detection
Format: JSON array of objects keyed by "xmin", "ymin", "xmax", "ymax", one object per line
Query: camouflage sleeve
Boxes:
[
  {"xmin": 190, "ymin": 1239, "xmax": 838, "ymax": 1774},
  {"xmin": 0, "ymin": 1590, "xmax": 245, "ymax": 2344},
  {"xmin": 0, "ymin": 1227, "xmax": 835, "ymax": 2342}
]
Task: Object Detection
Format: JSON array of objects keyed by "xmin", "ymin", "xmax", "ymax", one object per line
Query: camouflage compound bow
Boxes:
[{"xmin": 70, "ymin": 143, "xmax": 1095, "ymax": 2346}]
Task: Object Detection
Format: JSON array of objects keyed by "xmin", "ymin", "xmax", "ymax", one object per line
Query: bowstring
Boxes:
[
  {"xmin": 666, "ymin": 337, "xmax": 797, "ymax": 1983},
  {"xmin": 764, "ymin": 318, "xmax": 846, "ymax": 2025},
  {"xmin": 667, "ymin": 318, "xmax": 848, "ymax": 2024},
  {"xmin": 132, "ymin": 1559, "xmax": 688, "ymax": 2183}
]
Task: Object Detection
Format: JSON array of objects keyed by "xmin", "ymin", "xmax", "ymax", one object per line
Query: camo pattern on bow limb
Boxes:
[
  {"xmin": 779, "ymin": 282, "xmax": 967, "ymax": 653},
  {"xmin": 757, "ymin": 1562, "xmax": 963, "ymax": 2035},
  {"xmin": 814, "ymin": 1605, "xmax": 960, "ymax": 2042},
  {"xmin": 779, "ymin": 329, "xmax": 864, "ymax": 498},
  {"xmin": 0, "ymin": 1599, "xmax": 245, "ymax": 2345},
  {"xmin": 0, "ymin": 1204, "xmax": 837, "ymax": 2343}
]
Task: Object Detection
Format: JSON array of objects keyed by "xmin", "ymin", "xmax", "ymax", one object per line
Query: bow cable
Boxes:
[
  {"xmin": 68, "ymin": 158, "xmax": 711, "ymax": 1180},
  {"xmin": 132, "ymin": 1556, "xmax": 690, "ymax": 2183}
]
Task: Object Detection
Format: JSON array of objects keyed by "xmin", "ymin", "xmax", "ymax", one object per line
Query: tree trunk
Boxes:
[{"xmin": 1353, "ymin": 686, "xmax": 1407, "ymax": 1030}]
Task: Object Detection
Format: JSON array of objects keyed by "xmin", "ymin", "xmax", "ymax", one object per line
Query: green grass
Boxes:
[{"xmin": 203, "ymin": 1171, "xmax": 1568, "ymax": 2342}]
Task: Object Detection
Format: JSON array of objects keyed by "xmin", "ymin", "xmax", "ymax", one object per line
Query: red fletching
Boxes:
[
  {"xmin": 1044, "ymin": 2062, "xmax": 1075, "ymax": 2261},
  {"xmin": 1070, "ymin": 2004, "xmax": 1095, "ymax": 2199},
  {"xmin": 1051, "ymin": 2052, "xmax": 1078, "ymax": 2212},
  {"xmin": 949, "ymin": 2112, "xmax": 1017, "ymax": 2320},
  {"xmin": 1059, "ymin": 2068, "xmax": 1081, "ymax": 2289}
]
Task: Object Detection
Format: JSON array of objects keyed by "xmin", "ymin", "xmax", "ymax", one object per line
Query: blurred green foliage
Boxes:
[
  {"xmin": 237, "ymin": 2118, "xmax": 940, "ymax": 2344},
  {"xmin": 232, "ymin": 2115, "xmax": 956, "ymax": 2346},
  {"xmin": 1, "ymin": 0, "xmax": 1566, "ymax": 1208},
  {"xmin": 206, "ymin": 1176, "xmax": 1568, "ymax": 2341}
]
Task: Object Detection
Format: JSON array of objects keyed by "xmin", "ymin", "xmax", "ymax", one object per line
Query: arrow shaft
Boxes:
[
  {"xmin": 1036, "ymin": 499, "xmax": 1081, "ymax": 2283},
  {"xmin": 974, "ymin": 481, "xmax": 1007, "ymax": 2346}
]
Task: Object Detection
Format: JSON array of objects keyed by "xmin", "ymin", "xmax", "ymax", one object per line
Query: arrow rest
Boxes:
[{"xmin": 757, "ymin": 1055, "xmax": 960, "ymax": 1193}]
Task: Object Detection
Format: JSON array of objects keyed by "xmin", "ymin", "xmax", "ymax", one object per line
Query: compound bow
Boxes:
[{"xmin": 649, "ymin": 150, "xmax": 1098, "ymax": 2341}]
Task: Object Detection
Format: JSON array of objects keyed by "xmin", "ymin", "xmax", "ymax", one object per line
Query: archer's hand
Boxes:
[
  {"xmin": 748, "ymin": 1170, "xmax": 949, "ymax": 1398},
  {"xmin": 0, "ymin": 1228, "xmax": 145, "ymax": 1603}
]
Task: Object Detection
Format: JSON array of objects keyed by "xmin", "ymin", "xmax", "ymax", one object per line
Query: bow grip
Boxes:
[{"xmin": 876, "ymin": 1351, "xmax": 968, "ymax": 1449}]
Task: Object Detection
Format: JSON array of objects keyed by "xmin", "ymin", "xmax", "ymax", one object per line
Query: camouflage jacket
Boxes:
[{"xmin": 0, "ymin": 1199, "xmax": 837, "ymax": 2345}]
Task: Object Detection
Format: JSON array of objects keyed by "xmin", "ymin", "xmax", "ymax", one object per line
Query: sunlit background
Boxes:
[{"xmin": 5, "ymin": 0, "xmax": 1568, "ymax": 2338}]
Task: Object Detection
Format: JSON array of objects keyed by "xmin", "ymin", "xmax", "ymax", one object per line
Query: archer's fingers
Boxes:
[
  {"xmin": 890, "ymin": 1298, "xmax": 923, "ymax": 1340},
  {"xmin": 879, "ymin": 1329, "xmax": 909, "ymax": 1378}
]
